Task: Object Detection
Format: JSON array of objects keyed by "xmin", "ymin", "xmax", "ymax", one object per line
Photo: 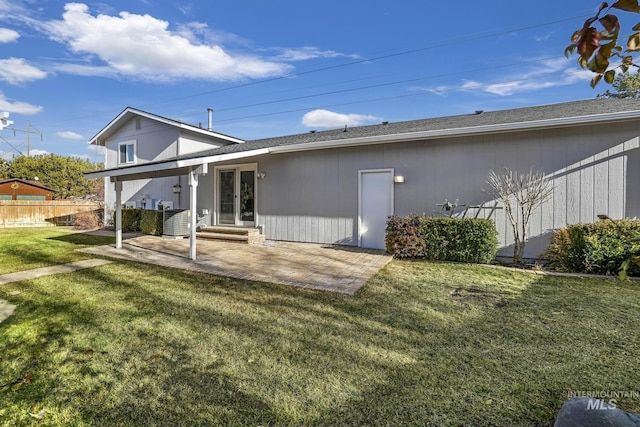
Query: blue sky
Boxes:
[{"xmin": 0, "ymin": 1, "xmax": 616, "ymax": 162}]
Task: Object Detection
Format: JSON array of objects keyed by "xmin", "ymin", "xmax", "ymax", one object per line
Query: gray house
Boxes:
[{"xmin": 86, "ymin": 98, "xmax": 640, "ymax": 260}]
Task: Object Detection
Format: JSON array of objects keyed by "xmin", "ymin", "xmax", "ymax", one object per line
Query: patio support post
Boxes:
[
  {"xmin": 114, "ymin": 179, "xmax": 123, "ymax": 249},
  {"xmin": 189, "ymin": 168, "xmax": 199, "ymax": 261}
]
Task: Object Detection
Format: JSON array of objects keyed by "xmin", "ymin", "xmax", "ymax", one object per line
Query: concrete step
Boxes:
[
  {"xmin": 199, "ymin": 226, "xmax": 261, "ymax": 236},
  {"xmin": 197, "ymin": 227, "xmax": 265, "ymax": 244}
]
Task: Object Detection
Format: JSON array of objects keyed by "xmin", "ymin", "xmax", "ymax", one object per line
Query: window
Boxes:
[{"xmin": 118, "ymin": 141, "xmax": 136, "ymax": 165}]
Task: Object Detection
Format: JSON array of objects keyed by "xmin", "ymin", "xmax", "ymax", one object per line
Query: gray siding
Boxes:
[
  {"xmin": 178, "ymin": 132, "xmax": 229, "ymax": 156},
  {"xmin": 104, "ymin": 118, "xmax": 183, "ymax": 212},
  {"xmin": 103, "ymin": 117, "xmax": 231, "ymax": 213},
  {"xmin": 105, "ymin": 117, "xmax": 181, "ymax": 168},
  {"xmin": 214, "ymin": 121, "xmax": 640, "ymax": 258}
]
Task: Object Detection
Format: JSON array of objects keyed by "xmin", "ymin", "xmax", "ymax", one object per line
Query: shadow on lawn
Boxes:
[
  {"xmin": 3, "ymin": 259, "xmax": 639, "ymax": 426},
  {"xmin": 46, "ymin": 232, "xmax": 114, "ymax": 246}
]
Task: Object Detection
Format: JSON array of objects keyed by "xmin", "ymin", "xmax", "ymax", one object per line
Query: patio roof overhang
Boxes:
[{"xmin": 86, "ymin": 148, "xmax": 270, "ymax": 182}]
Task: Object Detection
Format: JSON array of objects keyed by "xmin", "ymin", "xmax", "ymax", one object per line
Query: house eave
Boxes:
[
  {"xmin": 84, "ymin": 148, "xmax": 270, "ymax": 181},
  {"xmin": 268, "ymin": 110, "xmax": 640, "ymax": 153},
  {"xmin": 87, "ymin": 107, "xmax": 245, "ymax": 146}
]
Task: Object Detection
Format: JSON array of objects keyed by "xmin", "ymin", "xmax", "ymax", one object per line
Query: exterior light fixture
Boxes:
[
  {"xmin": 172, "ymin": 184, "xmax": 182, "ymax": 194},
  {"xmin": 257, "ymin": 172, "xmax": 266, "ymax": 179},
  {"xmin": 393, "ymin": 175, "xmax": 405, "ymax": 183}
]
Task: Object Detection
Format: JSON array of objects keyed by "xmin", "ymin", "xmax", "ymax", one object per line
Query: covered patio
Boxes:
[{"xmin": 79, "ymin": 233, "xmax": 391, "ymax": 294}]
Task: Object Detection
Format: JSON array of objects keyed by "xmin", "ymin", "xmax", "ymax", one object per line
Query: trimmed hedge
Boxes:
[
  {"xmin": 121, "ymin": 209, "xmax": 142, "ymax": 233},
  {"xmin": 120, "ymin": 209, "xmax": 163, "ymax": 235},
  {"xmin": 386, "ymin": 215, "xmax": 498, "ymax": 263},
  {"xmin": 141, "ymin": 210, "xmax": 163, "ymax": 236},
  {"xmin": 544, "ymin": 220, "xmax": 640, "ymax": 276}
]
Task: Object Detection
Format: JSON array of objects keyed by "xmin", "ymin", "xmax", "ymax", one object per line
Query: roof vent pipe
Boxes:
[{"xmin": 207, "ymin": 108, "xmax": 213, "ymax": 131}]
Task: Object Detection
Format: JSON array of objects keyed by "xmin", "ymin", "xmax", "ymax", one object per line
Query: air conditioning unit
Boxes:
[
  {"xmin": 158, "ymin": 200, "xmax": 174, "ymax": 210},
  {"xmin": 124, "ymin": 201, "xmax": 137, "ymax": 209},
  {"xmin": 163, "ymin": 209, "xmax": 190, "ymax": 237}
]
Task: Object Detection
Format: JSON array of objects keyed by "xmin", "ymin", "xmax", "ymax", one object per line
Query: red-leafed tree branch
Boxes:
[{"xmin": 566, "ymin": 0, "xmax": 640, "ymax": 87}]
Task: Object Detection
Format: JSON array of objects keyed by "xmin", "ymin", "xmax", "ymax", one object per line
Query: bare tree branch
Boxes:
[{"xmin": 486, "ymin": 168, "xmax": 553, "ymax": 264}]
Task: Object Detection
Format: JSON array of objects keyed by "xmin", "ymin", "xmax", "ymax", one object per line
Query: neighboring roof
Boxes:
[
  {"xmin": 0, "ymin": 178, "xmax": 56, "ymax": 192},
  {"xmin": 88, "ymin": 107, "xmax": 246, "ymax": 146},
  {"xmin": 86, "ymin": 98, "xmax": 640, "ymax": 180}
]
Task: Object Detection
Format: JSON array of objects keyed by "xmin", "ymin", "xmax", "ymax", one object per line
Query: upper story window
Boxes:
[{"xmin": 118, "ymin": 141, "xmax": 136, "ymax": 165}]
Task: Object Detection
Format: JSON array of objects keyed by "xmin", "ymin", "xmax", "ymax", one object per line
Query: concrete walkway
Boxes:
[
  {"xmin": 0, "ymin": 259, "xmax": 112, "ymax": 323},
  {"xmin": 79, "ymin": 235, "xmax": 391, "ymax": 295},
  {"xmin": 0, "ymin": 259, "xmax": 112, "ymax": 286}
]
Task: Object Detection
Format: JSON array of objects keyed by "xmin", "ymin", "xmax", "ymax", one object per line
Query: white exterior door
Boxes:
[
  {"xmin": 359, "ymin": 169, "xmax": 394, "ymax": 249},
  {"xmin": 216, "ymin": 165, "xmax": 256, "ymax": 227}
]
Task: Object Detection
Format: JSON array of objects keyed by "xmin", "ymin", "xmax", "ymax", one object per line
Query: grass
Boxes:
[
  {"xmin": 1, "ymin": 228, "xmax": 639, "ymax": 426},
  {"xmin": 0, "ymin": 227, "xmax": 114, "ymax": 274}
]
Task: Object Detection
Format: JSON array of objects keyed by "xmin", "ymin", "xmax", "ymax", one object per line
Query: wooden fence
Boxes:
[{"xmin": 0, "ymin": 200, "xmax": 103, "ymax": 227}]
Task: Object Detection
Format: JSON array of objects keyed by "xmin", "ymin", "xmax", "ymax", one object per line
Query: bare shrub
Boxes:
[
  {"xmin": 485, "ymin": 168, "xmax": 553, "ymax": 265},
  {"xmin": 74, "ymin": 209, "xmax": 102, "ymax": 230}
]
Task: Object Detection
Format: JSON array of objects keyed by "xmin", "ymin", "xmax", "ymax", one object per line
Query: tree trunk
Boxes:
[{"xmin": 513, "ymin": 239, "xmax": 524, "ymax": 265}]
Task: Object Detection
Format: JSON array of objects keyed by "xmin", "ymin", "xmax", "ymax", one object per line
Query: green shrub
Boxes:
[
  {"xmin": 121, "ymin": 209, "xmax": 142, "ymax": 233},
  {"xmin": 386, "ymin": 215, "xmax": 498, "ymax": 263},
  {"xmin": 140, "ymin": 210, "xmax": 163, "ymax": 236},
  {"xmin": 545, "ymin": 220, "xmax": 640, "ymax": 276}
]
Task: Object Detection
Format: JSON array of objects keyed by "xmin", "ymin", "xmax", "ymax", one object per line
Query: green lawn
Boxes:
[
  {"xmin": 1, "ymin": 228, "xmax": 639, "ymax": 426},
  {"xmin": 0, "ymin": 227, "xmax": 114, "ymax": 274}
]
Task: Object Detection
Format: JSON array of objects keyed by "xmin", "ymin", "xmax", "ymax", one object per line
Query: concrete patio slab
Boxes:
[{"xmin": 79, "ymin": 235, "xmax": 392, "ymax": 295}]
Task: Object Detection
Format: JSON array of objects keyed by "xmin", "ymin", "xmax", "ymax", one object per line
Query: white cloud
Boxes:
[
  {"xmin": 50, "ymin": 63, "xmax": 120, "ymax": 78},
  {"xmin": 302, "ymin": 109, "xmax": 380, "ymax": 128},
  {"xmin": 0, "ymin": 28, "xmax": 19, "ymax": 42},
  {"xmin": 29, "ymin": 149, "xmax": 50, "ymax": 156},
  {"xmin": 0, "ymin": 57, "xmax": 48, "ymax": 84},
  {"xmin": 57, "ymin": 131, "xmax": 83, "ymax": 140},
  {"xmin": 534, "ymin": 32, "xmax": 554, "ymax": 42},
  {"xmin": 0, "ymin": 92, "xmax": 43, "ymax": 115},
  {"xmin": 415, "ymin": 58, "xmax": 593, "ymax": 97},
  {"xmin": 43, "ymin": 3, "xmax": 293, "ymax": 81},
  {"xmin": 70, "ymin": 153, "xmax": 91, "ymax": 160},
  {"xmin": 87, "ymin": 144, "xmax": 105, "ymax": 156},
  {"xmin": 275, "ymin": 47, "xmax": 358, "ymax": 62}
]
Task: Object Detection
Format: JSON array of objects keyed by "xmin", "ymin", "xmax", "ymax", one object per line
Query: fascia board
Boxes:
[
  {"xmin": 269, "ymin": 111, "xmax": 640, "ymax": 154},
  {"xmin": 84, "ymin": 148, "xmax": 270, "ymax": 180},
  {"xmin": 88, "ymin": 107, "xmax": 245, "ymax": 146}
]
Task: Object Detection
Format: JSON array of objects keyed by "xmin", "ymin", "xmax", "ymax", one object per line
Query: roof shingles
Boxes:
[{"xmin": 177, "ymin": 98, "xmax": 640, "ymax": 161}]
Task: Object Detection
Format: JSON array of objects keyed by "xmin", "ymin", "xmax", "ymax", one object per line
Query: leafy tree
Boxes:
[
  {"xmin": 565, "ymin": 1, "xmax": 640, "ymax": 88},
  {"xmin": 0, "ymin": 158, "xmax": 9, "ymax": 179},
  {"xmin": 8, "ymin": 154, "xmax": 103, "ymax": 199},
  {"xmin": 598, "ymin": 71, "xmax": 640, "ymax": 97},
  {"xmin": 485, "ymin": 168, "xmax": 553, "ymax": 265}
]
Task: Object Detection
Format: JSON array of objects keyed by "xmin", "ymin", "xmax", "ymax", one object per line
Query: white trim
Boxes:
[
  {"xmin": 117, "ymin": 140, "xmax": 136, "ymax": 165},
  {"xmin": 358, "ymin": 168, "xmax": 394, "ymax": 248},
  {"xmin": 89, "ymin": 107, "xmax": 245, "ymax": 146},
  {"xmin": 86, "ymin": 108, "xmax": 640, "ymax": 182},
  {"xmin": 269, "ymin": 110, "xmax": 640, "ymax": 154},
  {"xmin": 213, "ymin": 163, "xmax": 258, "ymax": 227},
  {"xmin": 85, "ymin": 148, "xmax": 268, "ymax": 180}
]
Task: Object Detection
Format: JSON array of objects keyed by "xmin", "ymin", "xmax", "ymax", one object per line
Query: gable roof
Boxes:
[
  {"xmin": 86, "ymin": 98, "xmax": 640, "ymax": 181},
  {"xmin": 88, "ymin": 107, "xmax": 246, "ymax": 146},
  {"xmin": 184, "ymin": 97, "xmax": 640, "ymax": 158},
  {"xmin": 0, "ymin": 178, "xmax": 56, "ymax": 192}
]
